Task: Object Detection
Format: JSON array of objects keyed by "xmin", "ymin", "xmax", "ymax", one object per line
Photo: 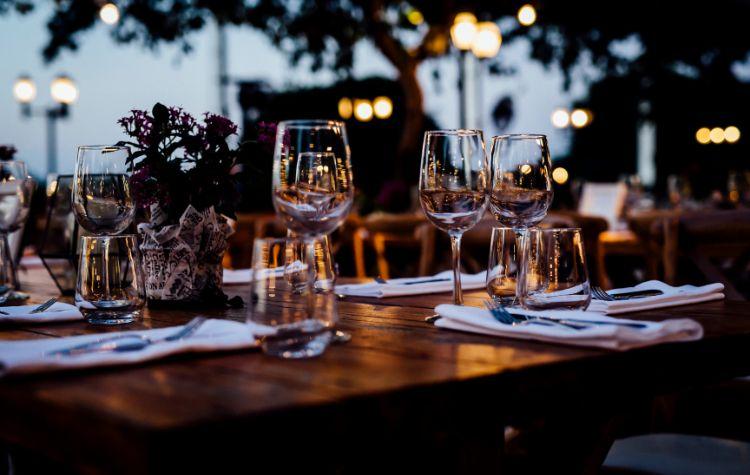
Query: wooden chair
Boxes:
[{"xmin": 351, "ymin": 212, "xmax": 435, "ymax": 278}]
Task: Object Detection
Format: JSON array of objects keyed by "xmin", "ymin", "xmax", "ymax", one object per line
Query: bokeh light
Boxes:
[
  {"xmin": 724, "ymin": 126, "xmax": 741, "ymax": 143},
  {"xmin": 353, "ymin": 99, "xmax": 373, "ymax": 122},
  {"xmin": 99, "ymin": 3, "xmax": 120, "ymax": 25},
  {"xmin": 520, "ymin": 164, "xmax": 532, "ymax": 175},
  {"xmin": 406, "ymin": 8, "xmax": 424, "ymax": 26},
  {"xmin": 471, "ymin": 22, "xmax": 502, "ymax": 58},
  {"xmin": 373, "ymin": 96, "xmax": 393, "ymax": 119},
  {"xmin": 695, "ymin": 127, "xmax": 711, "ymax": 144},
  {"xmin": 709, "ymin": 127, "xmax": 725, "ymax": 144},
  {"xmin": 517, "ymin": 4, "xmax": 537, "ymax": 26},
  {"xmin": 552, "ymin": 167, "xmax": 569, "ymax": 185},
  {"xmin": 50, "ymin": 75, "xmax": 78, "ymax": 104},
  {"xmin": 570, "ymin": 109, "xmax": 591, "ymax": 128},
  {"xmin": 450, "ymin": 12, "xmax": 477, "ymax": 51},
  {"xmin": 13, "ymin": 76, "xmax": 36, "ymax": 103},
  {"xmin": 338, "ymin": 97, "xmax": 352, "ymax": 119},
  {"xmin": 551, "ymin": 108, "xmax": 570, "ymax": 128}
]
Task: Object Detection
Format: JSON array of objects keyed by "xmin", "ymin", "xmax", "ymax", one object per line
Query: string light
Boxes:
[
  {"xmin": 695, "ymin": 127, "xmax": 711, "ymax": 144},
  {"xmin": 709, "ymin": 127, "xmax": 725, "ymax": 144},
  {"xmin": 99, "ymin": 3, "xmax": 120, "ymax": 25},
  {"xmin": 570, "ymin": 109, "xmax": 591, "ymax": 128},
  {"xmin": 338, "ymin": 98, "xmax": 352, "ymax": 119},
  {"xmin": 50, "ymin": 76, "xmax": 78, "ymax": 104},
  {"xmin": 450, "ymin": 12, "xmax": 478, "ymax": 51},
  {"xmin": 551, "ymin": 108, "xmax": 570, "ymax": 128},
  {"xmin": 724, "ymin": 126, "xmax": 741, "ymax": 143},
  {"xmin": 353, "ymin": 99, "xmax": 373, "ymax": 122},
  {"xmin": 471, "ymin": 22, "xmax": 502, "ymax": 58},
  {"xmin": 552, "ymin": 167, "xmax": 569, "ymax": 185},
  {"xmin": 373, "ymin": 96, "xmax": 393, "ymax": 119},
  {"xmin": 13, "ymin": 76, "xmax": 36, "ymax": 103}
]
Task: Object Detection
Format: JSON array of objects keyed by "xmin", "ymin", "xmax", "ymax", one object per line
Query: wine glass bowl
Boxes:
[
  {"xmin": 419, "ymin": 130, "xmax": 489, "ymax": 304},
  {"xmin": 489, "ymin": 134, "xmax": 553, "ymax": 228},
  {"xmin": 72, "ymin": 145, "xmax": 134, "ymax": 235},
  {"xmin": 272, "ymin": 120, "xmax": 354, "ymax": 237},
  {"xmin": 0, "ymin": 161, "xmax": 33, "ymax": 233}
]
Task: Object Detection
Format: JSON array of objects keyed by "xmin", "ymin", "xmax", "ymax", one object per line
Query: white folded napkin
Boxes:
[
  {"xmin": 434, "ymin": 304, "xmax": 703, "ymax": 351},
  {"xmin": 335, "ymin": 270, "xmax": 486, "ymax": 298},
  {"xmin": 223, "ymin": 268, "xmax": 253, "ymax": 285},
  {"xmin": 589, "ymin": 281, "xmax": 725, "ymax": 315},
  {"xmin": 0, "ymin": 318, "xmax": 257, "ymax": 376},
  {"xmin": 0, "ymin": 302, "xmax": 82, "ymax": 324}
]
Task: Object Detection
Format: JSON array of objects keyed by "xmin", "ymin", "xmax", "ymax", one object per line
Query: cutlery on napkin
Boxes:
[
  {"xmin": 0, "ymin": 302, "xmax": 82, "ymax": 323},
  {"xmin": 335, "ymin": 270, "xmax": 486, "ymax": 298},
  {"xmin": 0, "ymin": 318, "xmax": 258, "ymax": 376},
  {"xmin": 433, "ymin": 304, "xmax": 703, "ymax": 351},
  {"xmin": 588, "ymin": 281, "xmax": 724, "ymax": 315}
]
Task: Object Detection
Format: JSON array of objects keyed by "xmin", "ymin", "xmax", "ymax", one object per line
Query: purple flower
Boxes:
[
  {"xmin": 129, "ymin": 165, "xmax": 160, "ymax": 209},
  {"xmin": 257, "ymin": 121, "xmax": 277, "ymax": 150},
  {"xmin": 0, "ymin": 145, "xmax": 17, "ymax": 160},
  {"xmin": 203, "ymin": 113, "xmax": 237, "ymax": 138}
]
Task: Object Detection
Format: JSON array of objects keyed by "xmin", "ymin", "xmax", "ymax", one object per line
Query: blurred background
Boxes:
[{"xmin": 2, "ymin": 0, "xmax": 750, "ymax": 294}]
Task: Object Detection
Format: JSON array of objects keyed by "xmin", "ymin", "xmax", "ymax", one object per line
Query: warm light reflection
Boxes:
[
  {"xmin": 99, "ymin": 3, "xmax": 120, "ymax": 25},
  {"xmin": 13, "ymin": 76, "xmax": 36, "ymax": 103},
  {"xmin": 353, "ymin": 99, "xmax": 373, "ymax": 122},
  {"xmin": 552, "ymin": 167, "xmax": 569, "ymax": 184},
  {"xmin": 337, "ymin": 97, "xmax": 352, "ymax": 119},
  {"xmin": 724, "ymin": 126, "xmax": 741, "ymax": 143},
  {"xmin": 450, "ymin": 12, "xmax": 478, "ymax": 51},
  {"xmin": 50, "ymin": 75, "xmax": 78, "ymax": 104},
  {"xmin": 517, "ymin": 4, "xmax": 537, "ymax": 26},
  {"xmin": 471, "ymin": 22, "xmax": 502, "ymax": 58},
  {"xmin": 551, "ymin": 108, "xmax": 570, "ymax": 128},
  {"xmin": 709, "ymin": 127, "xmax": 725, "ymax": 144},
  {"xmin": 695, "ymin": 127, "xmax": 711, "ymax": 144},
  {"xmin": 520, "ymin": 164, "xmax": 532, "ymax": 175},
  {"xmin": 373, "ymin": 96, "xmax": 393, "ymax": 119}
]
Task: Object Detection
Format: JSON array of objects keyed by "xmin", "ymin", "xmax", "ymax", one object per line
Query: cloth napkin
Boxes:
[
  {"xmin": 589, "ymin": 281, "xmax": 725, "ymax": 315},
  {"xmin": 335, "ymin": 270, "xmax": 486, "ymax": 298},
  {"xmin": 434, "ymin": 304, "xmax": 703, "ymax": 351},
  {"xmin": 0, "ymin": 318, "xmax": 257, "ymax": 376},
  {"xmin": 0, "ymin": 302, "xmax": 83, "ymax": 324}
]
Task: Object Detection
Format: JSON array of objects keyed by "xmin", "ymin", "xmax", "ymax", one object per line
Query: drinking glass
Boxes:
[
  {"xmin": 72, "ymin": 145, "xmax": 134, "ymax": 235},
  {"xmin": 486, "ymin": 227, "xmax": 520, "ymax": 305},
  {"xmin": 76, "ymin": 234, "xmax": 146, "ymax": 325},
  {"xmin": 419, "ymin": 130, "xmax": 489, "ymax": 305},
  {"xmin": 519, "ymin": 228, "xmax": 591, "ymax": 310},
  {"xmin": 489, "ymin": 134, "xmax": 553, "ymax": 305},
  {"xmin": 272, "ymin": 120, "xmax": 354, "ymax": 238},
  {"xmin": 247, "ymin": 237, "xmax": 338, "ymax": 359},
  {"xmin": 0, "ymin": 160, "xmax": 34, "ymax": 295}
]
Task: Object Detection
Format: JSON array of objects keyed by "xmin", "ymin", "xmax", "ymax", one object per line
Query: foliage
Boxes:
[
  {"xmin": 117, "ymin": 103, "xmax": 245, "ymax": 225},
  {"xmin": 0, "ymin": 145, "xmax": 17, "ymax": 160}
]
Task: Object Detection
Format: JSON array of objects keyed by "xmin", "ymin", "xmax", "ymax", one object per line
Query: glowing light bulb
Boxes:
[
  {"xmin": 353, "ymin": 99, "xmax": 373, "ymax": 122},
  {"xmin": 471, "ymin": 22, "xmax": 502, "ymax": 59},
  {"xmin": 50, "ymin": 75, "xmax": 78, "ymax": 104},
  {"xmin": 709, "ymin": 127, "xmax": 725, "ymax": 144},
  {"xmin": 99, "ymin": 3, "xmax": 120, "ymax": 25},
  {"xmin": 13, "ymin": 76, "xmax": 36, "ymax": 103},
  {"xmin": 695, "ymin": 127, "xmax": 711, "ymax": 144},
  {"xmin": 373, "ymin": 96, "xmax": 393, "ymax": 119},
  {"xmin": 338, "ymin": 97, "xmax": 352, "ymax": 119},
  {"xmin": 552, "ymin": 167, "xmax": 569, "ymax": 185},
  {"xmin": 724, "ymin": 126, "xmax": 740, "ymax": 143},
  {"xmin": 570, "ymin": 109, "xmax": 591, "ymax": 128},
  {"xmin": 551, "ymin": 108, "xmax": 570, "ymax": 128},
  {"xmin": 450, "ymin": 12, "xmax": 478, "ymax": 51},
  {"xmin": 517, "ymin": 4, "xmax": 537, "ymax": 26}
]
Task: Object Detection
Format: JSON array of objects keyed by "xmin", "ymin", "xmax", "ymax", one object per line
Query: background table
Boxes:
[{"xmin": 2, "ymin": 269, "xmax": 750, "ymax": 473}]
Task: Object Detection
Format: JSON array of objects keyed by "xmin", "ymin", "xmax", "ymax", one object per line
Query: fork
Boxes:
[
  {"xmin": 591, "ymin": 286, "xmax": 663, "ymax": 301},
  {"xmin": 484, "ymin": 300, "xmax": 587, "ymax": 330},
  {"xmin": 48, "ymin": 317, "xmax": 207, "ymax": 357},
  {"xmin": 29, "ymin": 298, "xmax": 57, "ymax": 314}
]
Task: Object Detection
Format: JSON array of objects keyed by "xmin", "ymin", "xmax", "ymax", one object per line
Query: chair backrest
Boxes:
[{"xmin": 577, "ymin": 182, "xmax": 628, "ymax": 229}]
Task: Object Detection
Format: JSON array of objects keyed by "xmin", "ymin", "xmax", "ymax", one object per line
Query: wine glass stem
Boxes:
[
  {"xmin": 449, "ymin": 232, "xmax": 463, "ymax": 305},
  {"xmin": 1, "ymin": 232, "xmax": 17, "ymax": 289},
  {"xmin": 514, "ymin": 227, "xmax": 528, "ymax": 306},
  {"xmin": 103, "ymin": 236, "xmax": 111, "ymax": 301}
]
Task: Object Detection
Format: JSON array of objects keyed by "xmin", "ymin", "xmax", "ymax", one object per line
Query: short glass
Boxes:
[
  {"xmin": 76, "ymin": 234, "xmax": 146, "ymax": 325},
  {"xmin": 247, "ymin": 237, "xmax": 337, "ymax": 359},
  {"xmin": 519, "ymin": 228, "xmax": 591, "ymax": 310},
  {"xmin": 486, "ymin": 227, "xmax": 521, "ymax": 305}
]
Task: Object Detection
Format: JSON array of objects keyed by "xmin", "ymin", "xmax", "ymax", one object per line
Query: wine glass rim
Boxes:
[
  {"xmin": 533, "ymin": 227, "xmax": 582, "ymax": 233},
  {"xmin": 77, "ymin": 145, "xmax": 130, "ymax": 151},
  {"xmin": 492, "ymin": 133, "xmax": 547, "ymax": 140},
  {"xmin": 426, "ymin": 129, "xmax": 483, "ymax": 136},
  {"xmin": 80, "ymin": 233, "xmax": 138, "ymax": 241},
  {"xmin": 278, "ymin": 119, "xmax": 345, "ymax": 128}
]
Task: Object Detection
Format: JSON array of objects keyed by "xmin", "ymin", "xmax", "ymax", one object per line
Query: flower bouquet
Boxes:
[{"xmin": 117, "ymin": 103, "xmax": 245, "ymax": 306}]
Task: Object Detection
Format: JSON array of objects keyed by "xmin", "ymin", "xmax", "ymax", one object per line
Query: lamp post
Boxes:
[
  {"xmin": 450, "ymin": 14, "xmax": 501, "ymax": 130},
  {"xmin": 13, "ymin": 74, "xmax": 78, "ymax": 173}
]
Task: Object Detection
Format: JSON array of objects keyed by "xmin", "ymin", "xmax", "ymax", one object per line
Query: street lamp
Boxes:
[
  {"xmin": 13, "ymin": 74, "xmax": 78, "ymax": 173},
  {"xmin": 471, "ymin": 22, "xmax": 502, "ymax": 59},
  {"xmin": 450, "ymin": 13, "xmax": 477, "ymax": 129}
]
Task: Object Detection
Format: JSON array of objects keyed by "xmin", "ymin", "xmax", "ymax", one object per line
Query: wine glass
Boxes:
[
  {"xmin": 72, "ymin": 145, "xmax": 134, "ymax": 235},
  {"xmin": 419, "ymin": 130, "xmax": 489, "ymax": 305},
  {"xmin": 488, "ymin": 134, "xmax": 553, "ymax": 304},
  {"xmin": 272, "ymin": 120, "xmax": 354, "ymax": 239},
  {"xmin": 0, "ymin": 160, "xmax": 34, "ymax": 297}
]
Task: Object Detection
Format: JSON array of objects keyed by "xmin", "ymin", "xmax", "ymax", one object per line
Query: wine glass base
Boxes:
[{"xmin": 86, "ymin": 311, "xmax": 136, "ymax": 325}]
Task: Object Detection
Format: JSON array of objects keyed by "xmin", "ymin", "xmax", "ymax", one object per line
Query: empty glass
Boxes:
[
  {"xmin": 247, "ymin": 237, "xmax": 338, "ymax": 359},
  {"xmin": 72, "ymin": 145, "xmax": 135, "ymax": 235},
  {"xmin": 0, "ymin": 160, "xmax": 34, "ymax": 296},
  {"xmin": 419, "ymin": 130, "xmax": 489, "ymax": 305},
  {"xmin": 486, "ymin": 227, "xmax": 521, "ymax": 305},
  {"xmin": 272, "ymin": 120, "xmax": 354, "ymax": 238},
  {"xmin": 76, "ymin": 234, "xmax": 146, "ymax": 325},
  {"xmin": 519, "ymin": 228, "xmax": 591, "ymax": 310}
]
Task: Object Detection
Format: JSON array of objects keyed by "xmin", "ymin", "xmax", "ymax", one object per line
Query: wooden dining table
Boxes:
[{"xmin": 2, "ymin": 268, "xmax": 750, "ymax": 474}]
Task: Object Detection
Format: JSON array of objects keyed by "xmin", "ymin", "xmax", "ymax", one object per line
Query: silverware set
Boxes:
[
  {"xmin": 0, "ymin": 297, "xmax": 58, "ymax": 316},
  {"xmin": 591, "ymin": 286, "xmax": 663, "ymax": 301}
]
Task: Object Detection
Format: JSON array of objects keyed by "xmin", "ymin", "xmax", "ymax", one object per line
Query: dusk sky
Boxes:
[{"xmin": 0, "ymin": 4, "xmax": 585, "ymax": 177}]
